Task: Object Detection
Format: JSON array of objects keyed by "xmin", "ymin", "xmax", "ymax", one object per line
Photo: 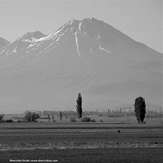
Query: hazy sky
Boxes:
[{"xmin": 0, "ymin": 0, "xmax": 162, "ymax": 53}]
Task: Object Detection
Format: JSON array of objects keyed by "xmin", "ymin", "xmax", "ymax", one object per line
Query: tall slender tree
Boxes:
[
  {"xmin": 134, "ymin": 96, "xmax": 146, "ymax": 123},
  {"xmin": 76, "ymin": 93, "xmax": 82, "ymax": 118},
  {"xmin": 59, "ymin": 111, "xmax": 63, "ymax": 121},
  {"xmin": 0, "ymin": 114, "xmax": 4, "ymax": 122}
]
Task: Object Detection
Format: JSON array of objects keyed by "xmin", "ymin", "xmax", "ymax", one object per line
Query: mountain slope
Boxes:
[
  {"xmin": 0, "ymin": 31, "xmax": 46, "ymax": 56},
  {"xmin": 0, "ymin": 37, "xmax": 10, "ymax": 51},
  {"xmin": 0, "ymin": 18, "xmax": 162, "ymax": 113}
]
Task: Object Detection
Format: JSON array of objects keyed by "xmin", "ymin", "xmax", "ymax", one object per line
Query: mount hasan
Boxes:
[{"xmin": 0, "ymin": 18, "xmax": 162, "ymax": 113}]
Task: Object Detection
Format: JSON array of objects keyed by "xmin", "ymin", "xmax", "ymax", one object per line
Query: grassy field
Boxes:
[
  {"xmin": 0, "ymin": 117, "xmax": 162, "ymax": 162},
  {"xmin": 0, "ymin": 148, "xmax": 163, "ymax": 163}
]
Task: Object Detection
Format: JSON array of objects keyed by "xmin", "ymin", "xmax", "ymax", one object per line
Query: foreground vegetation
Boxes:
[
  {"xmin": 0, "ymin": 147, "xmax": 163, "ymax": 163},
  {"xmin": 0, "ymin": 117, "xmax": 162, "ymax": 162},
  {"xmin": 0, "ymin": 95, "xmax": 162, "ymax": 163}
]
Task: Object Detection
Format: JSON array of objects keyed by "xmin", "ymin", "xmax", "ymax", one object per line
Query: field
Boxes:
[
  {"xmin": 1, "ymin": 148, "xmax": 163, "ymax": 163},
  {"xmin": 0, "ymin": 116, "xmax": 163, "ymax": 162}
]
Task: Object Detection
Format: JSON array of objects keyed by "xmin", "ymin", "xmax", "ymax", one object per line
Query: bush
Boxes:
[
  {"xmin": 70, "ymin": 117, "xmax": 76, "ymax": 122},
  {"xmin": 81, "ymin": 117, "xmax": 96, "ymax": 122},
  {"xmin": 6, "ymin": 119, "xmax": 13, "ymax": 123},
  {"xmin": 0, "ymin": 114, "xmax": 4, "ymax": 122},
  {"xmin": 91, "ymin": 119, "xmax": 96, "ymax": 122},
  {"xmin": 24, "ymin": 111, "xmax": 40, "ymax": 122}
]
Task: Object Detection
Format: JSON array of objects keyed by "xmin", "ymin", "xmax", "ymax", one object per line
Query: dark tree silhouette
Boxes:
[
  {"xmin": 59, "ymin": 111, "xmax": 63, "ymax": 120},
  {"xmin": 134, "ymin": 97, "xmax": 146, "ymax": 123},
  {"xmin": 0, "ymin": 114, "xmax": 4, "ymax": 122},
  {"xmin": 76, "ymin": 93, "xmax": 82, "ymax": 118}
]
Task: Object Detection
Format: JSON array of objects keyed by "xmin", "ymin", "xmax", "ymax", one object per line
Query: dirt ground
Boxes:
[
  {"xmin": 0, "ymin": 148, "xmax": 163, "ymax": 163},
  {"xmin": 0, "ymin": 119, "xmax": 162, "ymax": 162}
]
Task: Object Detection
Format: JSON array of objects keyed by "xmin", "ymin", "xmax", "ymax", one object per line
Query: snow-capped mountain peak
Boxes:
[
  {"xmin": 0, "ymin": 17, "xmax": 162, "ymax": 112},
  {"xmin": 1, "ymin": 18, "xmax": 161, "ymax": 57},
  {"xmin": 0, "ymin": 31, "xmax": 47, "ymax": 55}
]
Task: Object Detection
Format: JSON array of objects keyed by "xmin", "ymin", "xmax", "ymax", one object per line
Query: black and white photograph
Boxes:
[{"xmin": 0, "ymin": 0, "xmax": 162, "ymax": 162}]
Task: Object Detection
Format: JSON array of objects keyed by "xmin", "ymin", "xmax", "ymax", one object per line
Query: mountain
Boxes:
[
  {"xmin": 0, "ymin": 18, "xmax": 162, "ymax": 113},
  {"xmin": 0, "ymin": 37, "xmax": 10, "ymax": 51},
  {"xmin": 0, "ymin": 31, "xmax": 46, "ymax": 56}
]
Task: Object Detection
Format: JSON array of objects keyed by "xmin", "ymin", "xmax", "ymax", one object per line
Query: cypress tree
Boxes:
[
  {"xmin": 134, "ymin": 97, "xmax": 146, "ymax": 123},
  {"xmin": 76, "ymin": 93, "xmax": 82, "ymax": 118}
]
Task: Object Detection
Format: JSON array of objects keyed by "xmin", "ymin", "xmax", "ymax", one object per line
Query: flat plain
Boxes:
[{"xmin": 0, "ymin": 117, "xmax": 163, "ymax": 163}]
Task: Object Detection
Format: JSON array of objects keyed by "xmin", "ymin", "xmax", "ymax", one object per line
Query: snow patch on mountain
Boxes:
[
  {"xmin": 99, "ymin": 45, "xmax": 111, "ymax": 54},
  {"xmin": 74, "ymin": 32, "xmax": 81, "ymax": 56},
  {"xmin": 78, "ymin": 22, "xmax": 82, "ymax": 32}
]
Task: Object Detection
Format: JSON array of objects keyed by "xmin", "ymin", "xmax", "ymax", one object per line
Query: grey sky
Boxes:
[{"xmin": 0, "ymin": 0, "xmax": 162, "ymax": 53}]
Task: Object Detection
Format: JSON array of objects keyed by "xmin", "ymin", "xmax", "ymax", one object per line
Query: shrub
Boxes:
[
  {"xmin": 134, "ymin": 96, "xmax": 146, "ymax": 124},
  {"xmin": 91, "ymin": 119, "xmax": 96, "ymax": 122},
  {"xmin": 81, "ymin": 117, "xmax": 91, "ymax": 122},
  {"xmin": 6, "ymin": 119, "xmax": 13, "ymax": 123},
  {"xmin": 81, "ymin": 117, "xmax": 96, "ymax": 122},
  {"xmin": 24, "ymin": 111, "xmax": 40, "ymax": 122},
  {"xmin": 70, "ymin": 117, "xmax": 76, "ymax": 122},
  {"xmin": 0, "ymin": 114, "xmax": 4, "ymax": 122}
]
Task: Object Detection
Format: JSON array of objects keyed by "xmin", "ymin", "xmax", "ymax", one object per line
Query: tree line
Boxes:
[
  {"xmin": 76, "ymin": 93, "xmax": 146, "ymax": 124},
  {"xmin": 0, "ymin": 93, "xmax": 146, "ymax": 124}
]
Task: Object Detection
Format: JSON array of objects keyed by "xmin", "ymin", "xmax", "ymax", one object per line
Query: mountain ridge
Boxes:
[{"xmin": 1, "ymin": 18, "xmax": 162, "ymax": 55}]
